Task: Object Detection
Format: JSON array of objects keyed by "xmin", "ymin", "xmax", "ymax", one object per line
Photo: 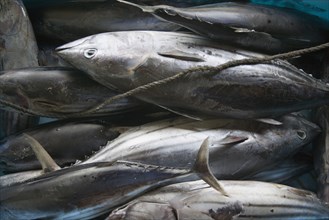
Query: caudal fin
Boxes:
[
  {"xmin": 23, "ymin": 133, "xmax": 60, "ymax": 172},
  {"xmin": 193, "ymin": 137, "xmax": 228, "ymax": 196}
]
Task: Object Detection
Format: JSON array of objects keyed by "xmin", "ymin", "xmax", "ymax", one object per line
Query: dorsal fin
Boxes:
[
  {"xmin": 192, "ymin": 137, "xmax": 228, "ymax": 196},
  {"xmin": 23, "ymin": 133, "xmax": 60, "ymax": 172},
  {"xmin": 158, "ymin": 50, "xmax": 205, "ymax": 62}
]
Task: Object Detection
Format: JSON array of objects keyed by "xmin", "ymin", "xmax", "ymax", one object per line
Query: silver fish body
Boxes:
[
  {"xmin": 0, "ymin": 67, "xmax": 142, "ymax": 118},
  {"xmin": 250, "ymin": 153, "xmax": 313, "ymax": 183},
  {"xmin": 0, "ymin": 161, "xmax": 196, "ymax": 219},
  {"xmin": 107, "ymin": 180, "xmax": 329, "ymax": 220},
  {"xmin": 0, "ymin": 136, "xmax": 220, "ymax": 220},
  {"xmin": 0, "ymin": 0, "xmax": 39, "ymax": 139},
  {"xmin": 84, "ymin": 115, "xmax": 320, "ymax": 180},
  {"xmin": 118, "ymin": 1, "xmax": 329, "ymax": 53},
  {"xmin": 57, "ymin": 31, "xmax": 329, "ymax": 120},
  {"xmin": 0, "ymin": 170, "xmax": 43, "ymax": 187}
]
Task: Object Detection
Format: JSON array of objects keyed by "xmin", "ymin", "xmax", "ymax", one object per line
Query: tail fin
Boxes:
[
  {"xmin": 23, "ymin": 133, "xmax": 60, "ymax": 172},
  {"xmin": 193, "ymin": 137, "xmax": 228, "ymax": 196}
]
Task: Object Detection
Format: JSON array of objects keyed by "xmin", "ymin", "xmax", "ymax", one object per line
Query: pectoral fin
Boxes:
[
  {"xmin": 158, "ymin": 50, "xmax": 205, "ymax": 62},
  {"xmin": 23, "ymin": 133, "xmax": 60, "ymax": 172},
  {"xmin": 256, "ymin": 118, "xmax": 282, "ymax": 125},
  {"xmin": 220, "ymin": 134, "xmax": 248, "ymax": 145}
]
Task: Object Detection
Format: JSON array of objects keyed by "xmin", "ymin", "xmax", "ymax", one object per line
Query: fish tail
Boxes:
[
  {"xmin": 23, "ymin": 133, "xmax": 60, "ymax": 172},
  {"xmin": 192, "ymin": 137, "xmax": 229, "ymax": 197}
]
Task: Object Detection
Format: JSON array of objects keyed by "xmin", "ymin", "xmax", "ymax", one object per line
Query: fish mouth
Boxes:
[{"xmin": 55, "ymin": 37, "xmax": 89, "ymax": 53}]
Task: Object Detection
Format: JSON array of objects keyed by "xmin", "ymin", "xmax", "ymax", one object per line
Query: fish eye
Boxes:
[
  {"xmin": 296, "ymin": 130, "xmax": 307, "ymax": 140},
  {"xmin": 84, "ymin": 48, "xmax": 97, "ymax": 59}
]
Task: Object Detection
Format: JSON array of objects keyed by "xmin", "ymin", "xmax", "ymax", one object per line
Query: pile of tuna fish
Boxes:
[{"xmin": 1, "ymin": 0, "xmax": 329, "ymax": 219}]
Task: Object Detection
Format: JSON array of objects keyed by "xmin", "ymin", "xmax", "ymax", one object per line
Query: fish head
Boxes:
[
  {"xmin": 56, "ymin": 32, "xmax": 152, "ymax": 90},
  {"xmin": 290, "ymin": 115, "xmax": 321, "ymax": 145},
  {"xmin": 270, "ymin": 115, "xmax": 321, "ymax": 157}
]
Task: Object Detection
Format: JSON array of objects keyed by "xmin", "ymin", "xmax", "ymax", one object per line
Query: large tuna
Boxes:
[
  {"xmin": 0, "ymin": 137, "xmax": 224, "ymax": 219},
  {"xmin": 83, "ymin": 115, "xmax": 320, "ymax": 180},
  {"xmin": 56, "ymin": 31, "xmax": 329, "ymax": 120}
]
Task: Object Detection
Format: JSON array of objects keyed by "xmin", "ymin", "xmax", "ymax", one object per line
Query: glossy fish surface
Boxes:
[
  {"xmin": 57, "ymin": 31, "xmax": 329, "ymax": 119},
  {"xmin": 0, "ymin": 120, "xmax": 125, "ymax": 174},
  {"xmin": 84, "ymin": 115, "xmax": 320, "ymax": 180},
  {"xmin": 0, "ymin": 138, "xmax": 222, "ymax": 220},
  {"xmin": 0, "ymin": 67, "xmax": 142, "ymax": 118},
  {"xmin": 118, "ymin": 1, "xmax": 329, "ymax": 53}
]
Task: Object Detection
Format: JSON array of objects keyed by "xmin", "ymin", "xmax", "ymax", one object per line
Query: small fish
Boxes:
[
  {"xmin": 56, "ymin": 31, "xmax": 329, "ymax": 120},
  {"xmin": 0, "ymin": 120, "xmax": 127, "ymax": 174},
  {"xmin": 107, "ymin": 180, "xmax": 329, "ymax": 219},
  {"xmin": 84, "ymin": 115, "xmax": 320, "ymax": 181},
  {"xmin": 0, "ymin": 67, "xmax": 142, "ymax": 118},
  {"xmin": 118, "ymin": 0, "xmax": 329, "ymax": 53},
  {"xmin": 0, "ymin": 137, "xmax": 225, "ymax": 219}
]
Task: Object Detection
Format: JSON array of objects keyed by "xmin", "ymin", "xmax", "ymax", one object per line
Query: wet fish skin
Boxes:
[
  {"xmin": 251, "ymin": 153, "xmax": 313, "ymax": 183},
  {"xmin": 107, "ymin": 180, "xmax": 329, "ymax": 220},
  {"xmin": 56, "ymin": 31, "xmax": 329, "ymax": 119},
  {"xmin": 0, "ymin": 162, "xmax": 191, "ymax": 219},
  {"xmin": 30, "ymin": 2, "xmax": 179, "ymax": 42},
  {"xmin": 0, "ymin": 0, "xmax": 38, "ymax": 69},
  {"xmin": 0, "ymin": 138, "xmax": 219, "ymax": 220},
  {"xmin": 314, "ymin": 106, "xmax": 329, "ymax": 203},
  {"xmin": 0, "ymin": 0, "xmax": 40, "ymax": 139},
  {"xmin": 0, "ymin": 120, "xmax": 125, "ymax": 174},
  {"xmin": 0, "ymin": 170, "xmax": 44, "ymax": 187},
  {"xmin": 0, "ymin": 67, "xmax": 142, "ymax": 118},
  {"xmin": 83, "ymin": 114, "xmax": 320, "ymax": 180},
  {"xmin": 118, "ymin": 1, "xmax": 329, "ymax": 53}
]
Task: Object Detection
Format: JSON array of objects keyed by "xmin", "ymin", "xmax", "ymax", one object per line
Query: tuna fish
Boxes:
[
  {"xmin": 0, "ymin": 67, "xmax": 142, "ymax": 118},
  {"xmin": 0, "ymin": 137, "xmax": 225, "ymax": 219},
  {"xmin": 0, "ymin": 0, "xmax": 39, "ymax": 139},
  {"xmin": 107, "ymin": 180, "xmax": 329, "ymax": 220},
  {"xmin": 83, "ymin": 115, "xmax": 320, "ymax": 181},
  {"xmin": 56, "ymin": 31, "xmax": 329, "ymax": 120},
  {"xmin": 118, "ymin": 1, "xmax": 329, "ymax": 53}
]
